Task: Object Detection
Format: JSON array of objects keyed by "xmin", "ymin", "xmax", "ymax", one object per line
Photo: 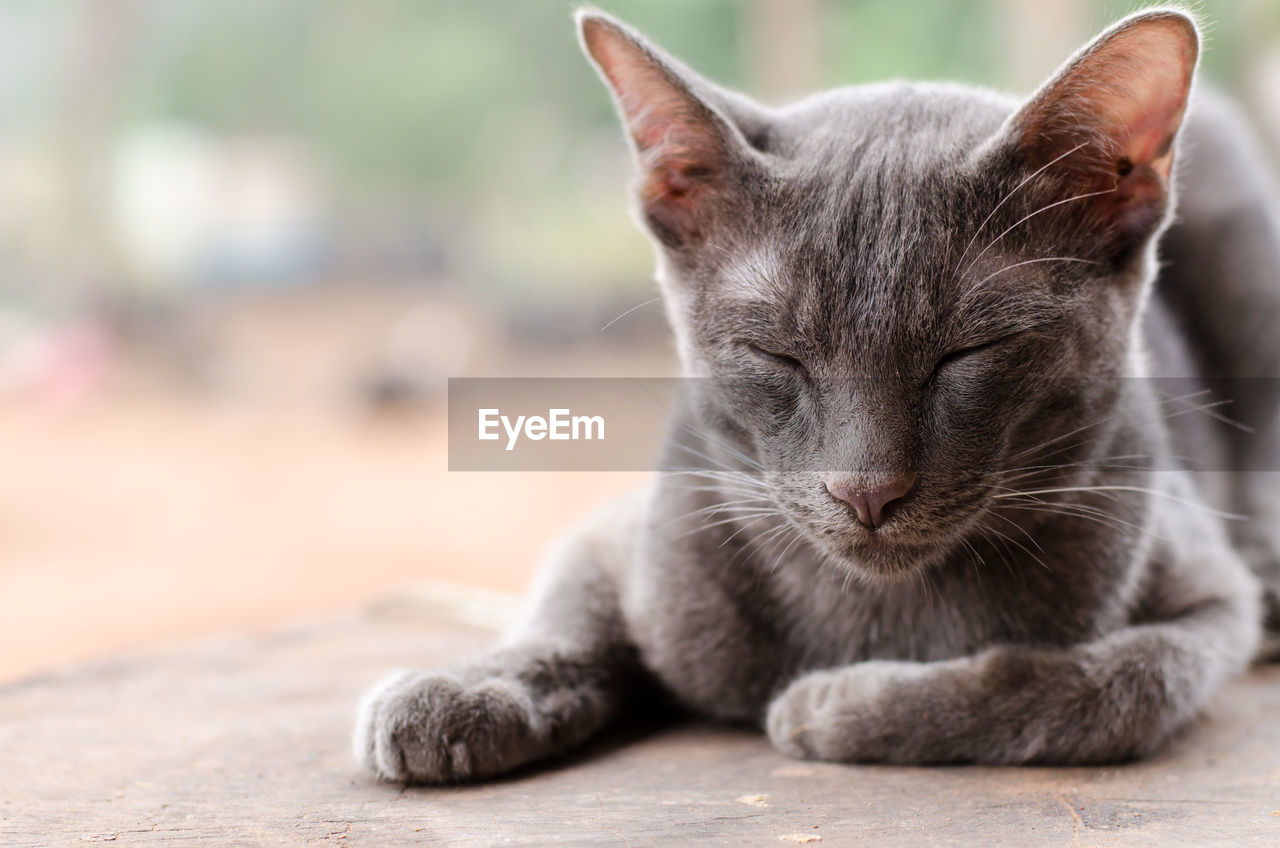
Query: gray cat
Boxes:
[{"xmin": 354, "ymin": 6, "xmax": 1280, "ymax": 781}]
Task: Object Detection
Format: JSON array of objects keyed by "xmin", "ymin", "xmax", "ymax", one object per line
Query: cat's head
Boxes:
[{"xmin": 579, "ymin": 7, "xmax": 1198, "ymax": 579}]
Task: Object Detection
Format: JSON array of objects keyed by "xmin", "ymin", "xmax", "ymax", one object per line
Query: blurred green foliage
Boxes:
[
  {"xmin": 104, "ymin": 0, "xmax": 1259, "ymax": 189},
  {"xmin": 3, "ymin": 0, "xmax": 1278, "ymax": 300}
]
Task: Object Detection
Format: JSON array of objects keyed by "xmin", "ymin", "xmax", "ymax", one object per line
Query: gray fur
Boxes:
[{"xmin": 355, "ymin": 7, "xmax": 1275, "ymax": 781}]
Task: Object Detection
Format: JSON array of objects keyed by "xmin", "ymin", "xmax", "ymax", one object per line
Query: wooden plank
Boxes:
[{"xmin": 2, "ymin": 611, "xmax": 1278, "ymax": 846}]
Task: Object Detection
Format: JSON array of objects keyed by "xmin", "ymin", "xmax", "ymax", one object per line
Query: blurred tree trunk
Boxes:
[
  {"xmin": 56, "ymin": 0, "xmax": 139, "ymax": 297},
  {"xmin": 743, "ymin": 0, "xmax": 823, "ymax": 103},
  {"xmin": 1240, "ymin": 0, "xmax": 1280, "ymax": 168},
  {"xmin": 1000, "ymin": 0, "xmax": 1091, "ymax": 92}
]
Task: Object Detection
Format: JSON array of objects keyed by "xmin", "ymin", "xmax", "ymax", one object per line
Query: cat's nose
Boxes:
[{"xmin": 824, "ymin": 471, "xmax": 918, "ymax": 530}]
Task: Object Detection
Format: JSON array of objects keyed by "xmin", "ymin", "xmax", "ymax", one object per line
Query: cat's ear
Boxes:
[
  {"xmin": 577, "ymin": 9, "xmax": 754, "ymax": 250},
  {"xmin": 1003, "ymin": 9, "xmax": 1199, "ymax": 252}
]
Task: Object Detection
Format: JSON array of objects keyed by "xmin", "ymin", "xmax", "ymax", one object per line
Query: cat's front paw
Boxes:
[
  {"xmin": 353, "ymin": 670, "xmax": 542, "ymax": 783},
  {"xmin": 766, "ymin": 663, "xmax": 910, "ymax": 762}
]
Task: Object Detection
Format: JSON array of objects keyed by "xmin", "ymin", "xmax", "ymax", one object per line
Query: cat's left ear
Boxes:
[{"xmin": 1002, "ymin": 9, "xmax": 1199, "ymax": 254}]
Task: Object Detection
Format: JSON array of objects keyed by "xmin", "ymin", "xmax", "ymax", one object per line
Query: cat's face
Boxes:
[{"xmin": 581, "ymin": 9, "xmax": 1197, "ymax": 579}]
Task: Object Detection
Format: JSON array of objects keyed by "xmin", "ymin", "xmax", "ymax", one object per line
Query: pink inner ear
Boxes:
[
  {"xmin": 582, "ymin": 20, "xmax": 725, "ymax": 162},
  {"xmin": 581, "ymin": 16, "xmax": 731, "ymax": 246},
  {"xmin": 1081, "ymin": 29, "xmax": 1195, "ymax": 181},
  {"xmin": 1020, "ymin": 16, "xmax": 1197, "ymax": 183}
]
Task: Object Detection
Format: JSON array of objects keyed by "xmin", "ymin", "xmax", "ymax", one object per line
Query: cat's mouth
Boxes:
[
  {"xmin": 813, "ymin": 495, "xmax": 990, "ymax": 580},
  {"xmin": 772, "ymin": 477, "xmax": 992, "ymax": 579},
  {"xmin": 799, "ymin": 510, "xmax": 944, "ymax": 579}
]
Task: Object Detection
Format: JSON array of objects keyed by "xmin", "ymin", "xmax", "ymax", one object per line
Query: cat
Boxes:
[{"xmin": 354, "ymin": 5, "xmax": 1280, "ymax": 782}]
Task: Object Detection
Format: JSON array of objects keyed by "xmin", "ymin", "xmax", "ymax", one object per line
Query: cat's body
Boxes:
[
  {"xmin": 355, "ymin": 8, "xmax": 1277, "ymax": 780},
  {"xmin": 1148, "ymin": 95, "xmax": 1280, "ymax": 625}
]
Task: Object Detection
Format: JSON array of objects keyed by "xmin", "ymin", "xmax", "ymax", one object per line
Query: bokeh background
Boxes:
[{"xmin": 3, "ymin": 0, "xmax": 1279, "ymax": 680}]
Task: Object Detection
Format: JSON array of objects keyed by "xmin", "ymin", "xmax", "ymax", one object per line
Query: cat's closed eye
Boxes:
[
  {"xmin": 927, "ymin": 336, "xmax": 1012, "ymax": 389},
  {"xmin": 743, "ymin": 341, "xmax": 810, "ymax": 381}
]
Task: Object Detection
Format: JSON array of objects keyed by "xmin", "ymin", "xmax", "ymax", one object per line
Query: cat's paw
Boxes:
[
  {"xmin": 353, "ymin": 669, "xmax": 543, "ymax": 783},
  {"xmin": 765, "ymin": 662, "xmax": 912, "ymax": 762}
]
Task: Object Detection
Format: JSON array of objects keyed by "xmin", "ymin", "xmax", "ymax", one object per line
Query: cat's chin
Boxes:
[{"xmin": 827, "ymin": 535, "xmax": 952, "ymax": 583}]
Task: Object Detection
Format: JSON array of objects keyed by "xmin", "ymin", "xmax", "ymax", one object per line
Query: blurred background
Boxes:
[{"xmin": 3, "ymin": 0, "xmax": 1279, "ymax": 681}]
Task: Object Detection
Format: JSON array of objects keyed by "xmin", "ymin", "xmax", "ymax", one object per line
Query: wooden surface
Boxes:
[{"xmin": 3, "ymin": 606, "xmax": 1279, "ymax": 847}]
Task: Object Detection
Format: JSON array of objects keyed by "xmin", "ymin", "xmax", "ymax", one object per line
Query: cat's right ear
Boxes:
[
  {"xmin": 998, "ymin": 10, "xmax": 1199, "ymax": 260},
  {"xmin": 577, "ymin": 9, "xmax": 751, "ymax": 250}
]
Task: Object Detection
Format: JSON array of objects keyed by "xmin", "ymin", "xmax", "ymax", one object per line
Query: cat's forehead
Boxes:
[
  {"xmin": 768, "ymin": 84, "xmax": 1015, "ymax": 246},
  {"xmin": 748, "ymin": 85, "xmax": 1022, "ymax": 304},
  {"xmin": 769, "ymin": 82, "xmax": 1013, "ymax": 172},
  {"xmin": 703, "ymin": 87, "xmax": 1040, "ymax": 353}
]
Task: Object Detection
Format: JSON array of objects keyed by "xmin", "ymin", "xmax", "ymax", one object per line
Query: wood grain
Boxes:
[{"xmin": 2, "ymin": 612, "xmax": 1277, "ymax": 846}]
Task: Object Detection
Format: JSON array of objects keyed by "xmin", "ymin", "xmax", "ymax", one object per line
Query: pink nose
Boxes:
[{"xmin": 824, "ymin": 471, "xmax": 918, "ymax": 530}]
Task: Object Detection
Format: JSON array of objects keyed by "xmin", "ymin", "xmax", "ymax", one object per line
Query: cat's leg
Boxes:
[
  {"xmin": 354, "ymin": 499, "xmax": 645, "ymax": 783},
  {"xmin": 766, "ymin": 554, "xmax": 1261, "ymax": 765},
  {"xmin": 1232, "ymin": 468, "xmax": 1280, "ymax": 658}
]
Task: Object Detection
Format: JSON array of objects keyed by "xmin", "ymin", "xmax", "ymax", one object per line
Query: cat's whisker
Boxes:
[
  {"xmin": 674, "ymin": 510, "xmax": 780, "ymax": 535},
  {"xmin": 957, "ymin": 537, "xmax": 986, "ymax": 586},
  {"xmin": 915, "ymin": 566, "xmax": 936, "ymax": 615},
  {"xmin": 666, "ymin": 466, "xmax": 766, "ymax": 482},
  {"xmin": 1008, "ymin": 415, "xmax": 1123, "ymax": 464},
  {"xmin": 998, "ymin": 453, "xmax": 1158, "ymax": 474},
  {"xmin": 989, "ymin": 483, "xmax": 1121, "ymax": 503},
  {"xmin": 718, "ymin": 513, "xmax": 781, "ymax": 548},
  {"xmin": 995, "ymin": 500, "xmax": 1156, "ymax": 541},
  {"xmin": 599, "ymin": 296, "xmax": 664, "ymax": 333},
  {"xmin": 950, "ymin": 141, "xmax": 1092, "ymax": 281},
  {"xmin": 991, "ymin": 484, "xmax": 1166, "ymax": 537},
  {"xmin": 667, "ymin": 439, "xmax": 763, "ymax": 474},
  {"xmin": 989, "ymin": 485, "xmax": 1159, "ymax": 537},
  {"xmin": 972, "ymin": 522, "xmax": 1020, "ymax": 582},
  {"xmin": 1008, "ymin": 388, "xmax": 1210, "ymax": 464},
  {"xmin": 961, "ymin": 256, "xmax": 1097, "ymax": 298},
  {"xmin": 1010, "ymin": 398, "xmax": 1241, "ymax": 474},
  {"xmin": 984, "ymin": 509, "xmax": 1046, "ymax": 554},
  {"xmin": 674, "ymin": 424, "xmax": 767, "ymax": 471},
  {"xmin": 993, "ymin": 484, "xmax": 1246, "ymax": 520},
  {"xmin": 678, "ymin": 505, "xmax": 777, "ymax": 527},
  {"xmin": 686, "ymin": 507, "xmax": 779, "ymax": 523},
  {"xmin": 769, "ymin": 530, "xmax": 806, "ymax": 576},
  {"xmin": 672, "ymin": 514, "xmax": 781, "ymax": 544},
  {"xmin": 1159, "ymin": 396, "xmax": 1255, "ymax": 433},
  {"xmin": 977, "ymin": 518, "xmax": 1052, "ymax": 572},
  {"xmin": 662, "ymin": 475, "xmax": 768, "ymax": 498},
  {"xmin": 686, "ymin": 494, "xmax": 773, "ymax": 507},
  {"xmin": 996, "ymin": 457, "xmax": 1159, "ymax": 485},
  {"xmin": 681, "ymin": 493, "xmax": 771, "ymax": 512},
  {"xmin": 665, "ymin": 490, "xmax": 778, "ymax": 531},
  {"xmin": 674, "ymin": 483, "xmax": 770, "ymax": 500},
  {"xmin": 958, "ymin": 186, "xmax": 1118, "ymax": 283},
  {"xmin": 1013, "ymin": 439, "xmax": 1190, "ymax": 476},
  {"xmin": 999, "ymin": 503, "xmax": 1139, "ymax": 539},
  {"xmin": 623, "ymin": 383, "xmax": 765, "ymax": 473},
  {"xmin": 671, "ymin": 483, "xmax": 771, "ymax": 504},
  {"xmin": 738, "ymin": 521, "xmax": 797, "ymax": 570},
  {"xmin": 642, "ymin": 384, "xmax": 771, "ymax": 473},
  {"xmin": 689, "ymin": 503, "xmax": 775, "ymax": 519}
]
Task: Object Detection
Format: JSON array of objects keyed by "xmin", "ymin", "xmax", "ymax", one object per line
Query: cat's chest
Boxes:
[
  {"xmin": 625, "ymin": 558, "xmax": 942, "ymax": 719},
  {"xmin": 767, "ymin": 561, "xmax": 1015, "ymax": 665},
  {"xmin": 626, "ymin": 536, "xmax": 1109, "ymax": 720}
]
